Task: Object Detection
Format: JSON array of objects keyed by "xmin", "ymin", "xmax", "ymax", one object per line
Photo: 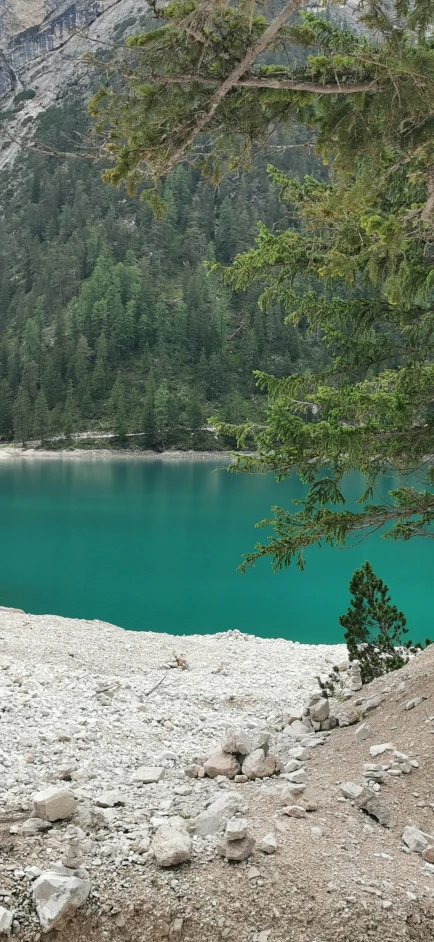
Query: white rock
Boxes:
[
  {"xmin": 280, "ymin": 783, "xmax": 306, "ymax": 801},
  {"xmin": 283, "ymin": 707, "xmax": 302, "ymax": 724},
  {"xmin": 309, "ymin": 698, "xmax": 329, "ymax": 723},
  {"xmin": 203, "ymin": 750, "xmax": 240, "ymax": 779},
  {"xmin": 32, "ymin": 868, "xmax": 91, "ymax": 932},
  {"xmin": 355, "ymin": 723, "xmax": 371, "ymax": 742},
  {"xmin": 404, "ymin": 697, "xmax": 424, "ymax": 711},
  {"xmin": 217, "ymin": 833, "xmax": 255, "ymax": 861},
  {"xmin": 288, "ymin": 747, "xmax": 309, "ymax": 761},
  {"xmin": 133, "ymin": 767, "xmax": 165, "ymax": 784},
  {"xmin": 283, "ymin": 806, "xmax": 307, "ymax": 818},
  {"xmin": 258, "ymin": 833, "xmax": 277, "ymax": 854},
  {"xmin": 242, "ymin": 748, "xmax": 276, "ymax": 780},
  {"xmin": 32, "ymin": 786, "xmax": 78, "ymax": 823},
  {"xmin": 94, "ymin": 790, "xmax": 125, "ymax": 808},
  {"xmin": 285, "ymin": 768, "xmax": 307, "ymax": 784},
  {"xmin": 340, "ymin": 782, "xmax": 363, "ymax": 800},
  {"xmin": 225, "ymin": 815, "xmax": 248, "ymax": 842},
  {"xmin": 189, "ymin": 793, "xmax": 243, "ymax": 836},
  {"xmin": 0, "ymin": 908, "xmax": 13, "ymax": 937},
  {"xmin": 221, "ymin": 728, "xmax": 253, "ymax": 756},
  {"xmin": 152, "ymin": 826, "xmax": 192, "ymax": 867},
  {"xmin": 369, "ymin": 743, "xmax": 394, "ymax": 758},
  {"xmin": 402, "ymin": 826, "xmax": 433, "ymax": 854},
  {"xmin": 284, "ymin": 759, "xmax": 302, "ymax": 773}
]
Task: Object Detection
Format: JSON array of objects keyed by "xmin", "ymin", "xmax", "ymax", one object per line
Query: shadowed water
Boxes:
[{"xmin": 0, "ymin": 457, "xmax": 432, "ymax": 643}]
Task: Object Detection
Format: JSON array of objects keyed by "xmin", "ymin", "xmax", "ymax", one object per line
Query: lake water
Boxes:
[{"xmin": 0, "ymin": 457, "xmax": 432, "ymax": 644}]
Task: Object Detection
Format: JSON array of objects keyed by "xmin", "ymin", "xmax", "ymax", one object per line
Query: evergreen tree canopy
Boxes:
[
  {"xmin": 90, "ymin": 0, "xmax": 434, "ymax": 567},
  {"xmin": 339, "ymin": 561, "xmax": 409, "ymax": 683}
]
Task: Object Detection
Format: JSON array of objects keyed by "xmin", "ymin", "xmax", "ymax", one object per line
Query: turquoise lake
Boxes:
[{"xmin": 0, "ymin": 457, "xmax": 432, "ymax": 644}]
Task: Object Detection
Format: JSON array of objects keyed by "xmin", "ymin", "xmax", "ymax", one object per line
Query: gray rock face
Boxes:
[
  {"xmin": 189, "ymin": 793, "xmax": 243, "ymax": 837},
  {"xmin": 402, "ymin": 826, "xmax": 433, "ymax": 854},
  {"xmin": 32, "ymin": 868, "xmax": 91, "ymax": 932},
  {"xmin": 204, "ymin": 749, "xmax": 240, "ymax": 779},
  {"xmin": 152, "ymin": 826, "xmax": 192, "ymax": 867},
  {"xmin": 32, "ymin": 786, "xmax": 78, "ymax": 822},
  {"xmin": 242, "ymin": 748, "xmax": 276, "ymax": 780},
  {"xmin": 0, "ymin": 0, "xmax": 150, "ymax": 168},
  {"xmin": 221, "ymin": 728, "xmax": 253, "ymax": 756}
]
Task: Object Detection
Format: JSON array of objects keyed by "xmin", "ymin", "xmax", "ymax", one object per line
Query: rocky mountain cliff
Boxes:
[{"xmin": 0, "ymin": 0, "xmax": 148, "ymax": 164}]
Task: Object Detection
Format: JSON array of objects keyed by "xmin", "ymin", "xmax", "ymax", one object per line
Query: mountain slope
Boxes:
[{"xmin": 0, "ymin": 0, "xmax": 148, "ymax": 164}]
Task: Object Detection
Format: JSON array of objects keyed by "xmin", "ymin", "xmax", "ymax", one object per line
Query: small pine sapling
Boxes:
[{"xmin": 339, "ymin": 561, "xmax": 409, "ymax": 684}]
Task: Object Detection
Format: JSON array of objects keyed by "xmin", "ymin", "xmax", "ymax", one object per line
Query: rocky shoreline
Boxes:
[
  {"xmin": 0, "ymin": 447, "xmax": 235, "ymax": 462},
  {"xmin": 1, "ymin": 608, "xmax": 434, "ymax": 941}
]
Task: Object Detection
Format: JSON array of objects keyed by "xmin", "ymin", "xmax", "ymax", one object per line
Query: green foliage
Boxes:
[
  {"xmin": 13, "ymin": 89, "xmax": 36, "ymax": 105},
  {"xmin": 89, "ymin": 1, "xmax": 434, "ymax": 193},
  {"xmin": 88, "ymin": 0, "xmax": 434, "ymax": 559},
  {"xmin": 0, "ymin": 95, "xmax": 320, "ymax": 449},
  {"xmin": 339, "ymin": 561, "xmax": 409, "ymax": 683}
]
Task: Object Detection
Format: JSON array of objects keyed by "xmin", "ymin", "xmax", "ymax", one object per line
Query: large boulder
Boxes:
[
  {"xmin": 32, "ymin": 786, "xmax": 78, "ymax": 823},
  {"xmin": 32, "ymin": 868, "xmax": 91, "ymax": 933},
  {"xmin": 221, "ymin": 728, "xmax": 253, "ymax": 756},
  {"xmin": 189, "ymin": 793, "xmax": 243, "ymax": 837},
  {"xmin": 152, "ymin": 826, "xmax": 192, "ymax": 867},
  {"xmin": 242, "ymin": 748, "xmax": 276, "ymax": 780}
]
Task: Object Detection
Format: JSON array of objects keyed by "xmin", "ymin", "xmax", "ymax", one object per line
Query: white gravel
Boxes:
[{"xmin": 0, "ymin": 609, "xmax": 345, "ymax": 815}]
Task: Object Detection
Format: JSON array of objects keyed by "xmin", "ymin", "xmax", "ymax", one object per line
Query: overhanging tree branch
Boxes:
[
  {"xmin": 160, "ymin": 0, "xmax": 308, "ymax": 173},
  {"xmin": 143, "ymin": 73, "xmax": 381, "ymax": 95}
]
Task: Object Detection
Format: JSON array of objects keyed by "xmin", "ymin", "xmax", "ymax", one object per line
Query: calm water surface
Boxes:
[{"xmin": 0, "ymin": 457, "xmax": 432, "ymax": 644}]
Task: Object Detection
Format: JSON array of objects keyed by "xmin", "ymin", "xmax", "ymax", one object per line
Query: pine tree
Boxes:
[
  {"xmin": 339, "ymin": 562, "xmax": 409, "ymax": 684},
  {"xmin": 89, "ymin": 0, "xmax": 434, "ymax": 566},
  {"xmin": 33, "ymin": 390, "xmax": 50, "ymax": 442},
  {"xmin": 110, "ymin": 373, "xmax": 128, "ymax": 439},
  {"xmin": 13, "ymin": 387, "xmax": 32, "ymax": 445},
  {"xmin": 0, "ymin": 379, "xmax": 13, "ymax": 440},
  {"xmin": 154, "ymin": 381, "xmax": 171, "ymax": 448},
  {"xmin": 62, "ymin": 382, "xmax": 75, "ymax": 440}
]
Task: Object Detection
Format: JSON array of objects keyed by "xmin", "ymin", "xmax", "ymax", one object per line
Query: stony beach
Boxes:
[{"xmin": 1, "ymin": 608, "xmax": 434, "ymax": 941}]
